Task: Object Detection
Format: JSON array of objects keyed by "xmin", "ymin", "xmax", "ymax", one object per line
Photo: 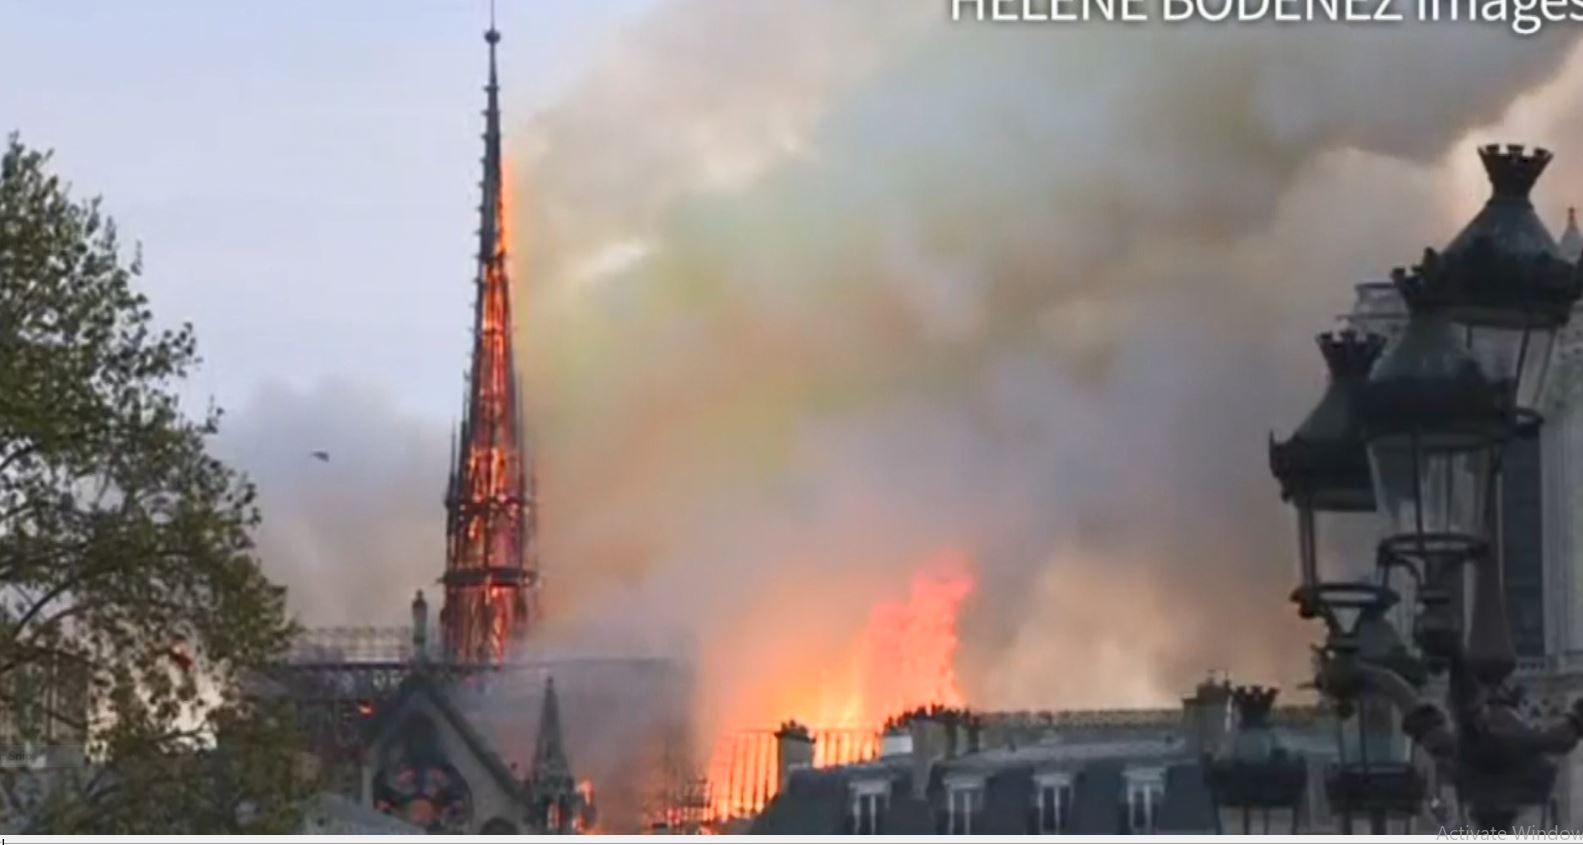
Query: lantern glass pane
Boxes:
[
  {"xmin": 1314, "ymin": 510, "xmax": 1386, "ymax": 583},
  {"xmin": 1296, "ymin": 505, "xmax": 1318, "ymax": 591},
  {"xmin": 1367, "ymin": 432, "xmax": 1492, "ymax": 544},
  {"xmin": 1464, "ymin": 323, "xmax": 1555, "ymax": 412},
  {"xmin": 1336, "ymin": 698, "xmax": 1408, "ymax": 767}
]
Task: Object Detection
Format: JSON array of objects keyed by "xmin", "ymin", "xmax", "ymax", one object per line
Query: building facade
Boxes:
[
  {"xmin": 1532, "ymin": 207, "xmax": 1583, "ymax": 827},
  {"xmin": 751, "ymin": 680, "xmax": 1375, "ymax": 835}
]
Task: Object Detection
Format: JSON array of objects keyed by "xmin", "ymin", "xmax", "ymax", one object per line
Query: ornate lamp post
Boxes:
[
  {"xmin": 1348, "ymin": 274, "xmax": 1577, "ymax": 832},
  {"xmin": 1205, "ymin": 686, "xmax": 1307, "ymax": 835},
  {"xmin": 1412, "ymin": 145, "xmax": 1579, "ymax": 419},
  {"xmin": 1322, "ymin": 605, "xmax": 1428, "ymax": 834},
  {"xmin": 1385, "ymin": 144, "xmax": 1579, "ymax": 673},
  {"xmin": 1326, "ymin": 694, "xmax": 1425, "ymax": 834},
  {"xmin": 1275, "ymin": 144, "xmax": 1583, "ymax": 833},
  {"xmin": 1269, "ymin": 330, "xmax": 1387, "ymax": 622},
  {"xmin": 1327, "ymin": 243, "xmax": 1582, "ymax": 831},
  {"xmin": 1361, "ymin": 279, "xmax": 1509, "ymax": 673},
  {"xmin": 1271, "ymin": 328, "xmax": 1428, "ymax": 833}
]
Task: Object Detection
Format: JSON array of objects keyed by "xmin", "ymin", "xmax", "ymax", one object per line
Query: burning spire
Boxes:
[{"xmin": 440, "ymin": 18, "xmax": 539, "ymax": 665}]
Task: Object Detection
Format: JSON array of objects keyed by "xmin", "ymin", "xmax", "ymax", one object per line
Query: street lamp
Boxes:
[
  {"xmin": 1406, "ymin": 144, "xmax": 1580, "ymax": 419},
  {"xmin": 1326, "ymin": 693, "xmax": 1425, "ymax": 835},
  {"xmin": 1269, "ymin": 330, "xmax": 1387, "ymax": 621},
  {"xmin": 1361, "ymin": 279, "xmax": 1509, "ymax": 669},
  {"xmin": 1343, "ymin": 265, "xmax": 1583, "ymax": 832},
  {"xmin": 1317, "ymin": 597, "xmax": 1427, "ymax": 835},
  {"xmin": 1204, "ymin": 686, "xmax": 1306, "ymax": 835},
  {"xmin": 1272, "ymin": 326, "xmax": 1434, "ymax": 833},
  {"xmin": 1271, "ymin": 143, "xmax": 1583, "ymax": 835}
]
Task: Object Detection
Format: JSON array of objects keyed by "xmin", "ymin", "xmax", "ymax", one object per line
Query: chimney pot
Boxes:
[{"xmin": 411, "ymin": 591, "xmax": 429, "ymax": 662}]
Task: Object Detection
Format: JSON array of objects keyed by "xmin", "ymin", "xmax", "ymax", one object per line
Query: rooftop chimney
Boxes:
[
  {"xmin": 908, "ymin": 718, "xmax": 949, "ymax": 800},
  {"xmin": 411, "ymin": 590, "xmax": 429, "ymax": 662},
  {"xmin": 774, "ymin": 721, "xmax": 814, "ymax": 792},
  {"xmin": 880, "ymin": 727, "xmax": 914, "ymax": 759},
  {"xmin": 1182, "ymin": 675, "xmax": 1233, "ymax": 756}
]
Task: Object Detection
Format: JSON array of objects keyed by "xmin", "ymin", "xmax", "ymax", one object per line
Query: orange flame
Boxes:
[
  {"xmin": 575, "ymin": 779, "xmax": 597, "ymax": 833},
  {"xmin": 703, "ymin": 548, "xmax": 975, "ymax": 819},
  {"xmin": 850, "ymin": 548, "xmax": 974, "ymax": 723},
  {"xmin": 782, "ymin": 547, "xmax": 974, "ymax": 729},
  {"xmin": 446, "ymin": 151, "xmax": 535, "ymax": 662}
]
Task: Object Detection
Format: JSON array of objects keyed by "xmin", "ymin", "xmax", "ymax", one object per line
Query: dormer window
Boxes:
[
  {"xmin": 945, "ymin": 775, "xmax": 985, "ymax": 835},
  {"xmin": 1034, "ymin": 771, "xmax": 1074, "ymax": 833},
  {"xmin": 850, "ymin": 779, "xmax": 889, "ymax": 835},
  {"xmin": 1124, "ymin": 767, "xmax": 1165, "ymax": 834}
]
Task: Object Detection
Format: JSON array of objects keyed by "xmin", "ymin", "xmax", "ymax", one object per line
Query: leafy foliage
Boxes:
[{"xmin": 0, "ymin": 133, "xmax": 311, "ymax": 831}]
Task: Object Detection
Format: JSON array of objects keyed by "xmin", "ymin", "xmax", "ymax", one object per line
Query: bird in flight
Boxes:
[{"xmin": 310, "ymin": 451, "xmax": 331, "ymax": 462}]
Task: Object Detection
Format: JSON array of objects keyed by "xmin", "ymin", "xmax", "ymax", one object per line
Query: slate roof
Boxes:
[
  {"xmin": 1157, "ymin": 760, "xmax": 1219, "ymax": 832},
  {"xmin": 748, "ymin": 769, "xmax": 849, "ymax": 834},
  {"xmin": 1068, "ymin": 760, "xmax": 1126, "ymax": 834},
  {"xmin": 751, "ymin": 743, "xmax": 1220, "ymax": 835},
  {"xmin": 750, "ymin": 687, "xmax": 1342, "ymax": 835}
]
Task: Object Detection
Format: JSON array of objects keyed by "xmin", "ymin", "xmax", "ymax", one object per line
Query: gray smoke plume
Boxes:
[
  {"xmin": 216, "ymin": 2, "xmax": 1583, "ymax": 757},
  {"xmin": 509, "ymin": 2, "xmax": 1583, "ymax": 723},
  {"xmin": 215, "ymin": 380, "xmax": 448, "ymax": 628}
]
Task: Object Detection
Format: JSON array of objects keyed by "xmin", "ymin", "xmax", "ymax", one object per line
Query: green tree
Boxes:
[{"xmin": 0, "ymin": 134, "xmax": 312, "ymax": 832}]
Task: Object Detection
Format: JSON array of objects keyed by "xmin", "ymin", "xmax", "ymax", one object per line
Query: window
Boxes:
[
  {"xmin": 1035, "ymin": 772, "xmax": 1073, "ymax": 833},
  {"xmin": 947, "ymin": 781, "xmax": 984, "ymax": 835},
  {"xmin": 1124, "ymin": 768, "xmax": 1164, "ymax": 834},
  {"xmin": 850, "ymin": 780, "xmax": 889, "ymax": 835}
]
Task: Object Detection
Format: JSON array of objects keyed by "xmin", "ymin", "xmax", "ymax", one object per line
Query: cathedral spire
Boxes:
[
  {"xmin": 479, "ymin": 14, "xmax": 503, "ymax": 272},
  {"xmin": 532, "ymin": 677, "xmax": 572, "ymax": 785},
  {"xmin": 440, "ymin": 19, "xmax": 538, "ymax": 666},
  {"xmin": 527, "ymin": 677, "xmax": 582, "ymax": 833}
]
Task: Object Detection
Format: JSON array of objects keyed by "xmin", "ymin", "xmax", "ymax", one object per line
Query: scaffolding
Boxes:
[
  {"xmin": 258, "ymin": 627, "xmax": 487, "ymax": 796},
  {"xmin": 703, "ymin": 727, "xmax": 881, "ymax": 823}
]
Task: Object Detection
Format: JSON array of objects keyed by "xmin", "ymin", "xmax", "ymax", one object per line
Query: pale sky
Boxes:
[{"xmin": 0, "ymin": 0, "xmax": 653, "ymax": 421}]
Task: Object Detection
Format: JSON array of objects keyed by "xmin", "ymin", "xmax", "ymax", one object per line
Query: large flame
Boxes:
[
  {"xmin": 827, "ymin": 547, "xmax": 974, "ymax": 727},
  {"xmin": 702, "ymin": 548, "xmax": 975, "ymax": 820}
]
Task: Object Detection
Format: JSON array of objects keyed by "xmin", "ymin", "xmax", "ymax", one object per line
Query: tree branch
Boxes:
[
  {"xmin": 8, "ymin": 566, "xmax": 101, "ymax": 642},
  {"xmin": 0, "ymin": 440, "xmax": 37, "ymax": 478},
  {"xmin": 0, "ymin": 686, "xmax": 88, "ymax": 732}
]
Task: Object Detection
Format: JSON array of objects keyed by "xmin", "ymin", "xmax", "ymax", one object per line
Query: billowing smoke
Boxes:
[
  {"xmin": 508, "ymin": 1, "xmax": 1583, "ymax": 727},
  {"xmin": 217, "ymin": 2, "xmax": 1583, "ymax": 765},
  {"xmin": 215, "ymin": 380, "xmax": 448, "ymax": 628}
]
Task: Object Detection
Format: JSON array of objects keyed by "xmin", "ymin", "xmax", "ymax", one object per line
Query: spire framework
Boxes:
[{"xmin": 441, "ymin": 23, "xmax": 539, "ymax": 665}]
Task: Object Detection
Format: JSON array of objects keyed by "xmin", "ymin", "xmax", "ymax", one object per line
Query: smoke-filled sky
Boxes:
[{"xmin": 8, "ymin": 2, "xmax": 1583, "ymax": 729}]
